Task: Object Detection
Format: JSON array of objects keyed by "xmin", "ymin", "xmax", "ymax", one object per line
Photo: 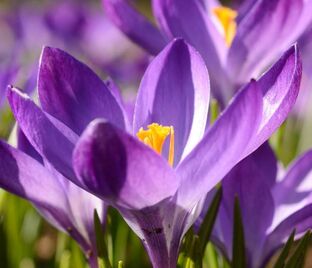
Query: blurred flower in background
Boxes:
[{"xmin": 0, "ymin": 0, "xmax": 148, "ymax": 137}]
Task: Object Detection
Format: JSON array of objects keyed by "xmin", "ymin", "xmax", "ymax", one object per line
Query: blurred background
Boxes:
[{"xmin": 1, "ymin": 0, "xmax": 312, "ymax": 267}]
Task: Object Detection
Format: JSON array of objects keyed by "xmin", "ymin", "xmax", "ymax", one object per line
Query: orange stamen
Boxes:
[{"xmin": 213, "ymin": 6, "xmax": 237, "ymax": 46}]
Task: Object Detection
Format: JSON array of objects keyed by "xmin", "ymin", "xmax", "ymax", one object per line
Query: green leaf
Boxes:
[
  {"xmin": 198, "ymin": 187, "xmax": 222, "ymax": 257},
  {"xmin": 285, "ymin": 230, "xmax": 311, "ymax": 268},
  {"xmin": 94, "ymin": 210, "xmax": 112, "ymax": 268},
  {"xmin": 232, "ymin": 197, "xmax": 246, "ymax": 268},
  {"xmin": 183, "ymin": 235, "xmax": 201, "ymax": 268},
  {"xmin": 274, "ymin": 229, "xmax": 296, "ymax": 268},
  {"xmin": 210, "ymin": 99, "xmax": 220, "ymax": 124},
  {"xmin": 178, "ymin": 228, "xmax": 195, "ymax": 267}
]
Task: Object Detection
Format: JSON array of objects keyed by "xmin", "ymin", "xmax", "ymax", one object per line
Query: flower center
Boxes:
[
  {"xmin": 212, "ymin": 6, "xmax": 237, "ymax": 46},
  {"xmin": 136, "ymin": 123, "xmax": 175, "ymax": 166}
]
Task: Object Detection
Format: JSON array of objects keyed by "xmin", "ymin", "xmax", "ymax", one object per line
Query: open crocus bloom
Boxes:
[
  {"xmin": 3, "ymin": 39, "xmax": 301, "ymax": 267},
  {"xmin": 207, "ymin": 143, "xmax": 312, "ymax": 268},
  {"xmin": 103, "ymin": 0, "xmax": 312, "ymax": 102}
]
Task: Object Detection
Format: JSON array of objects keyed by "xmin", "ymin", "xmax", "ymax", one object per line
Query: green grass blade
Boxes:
[
  {"xmin": 232, "ymin": 197, "xmax": 246, "ymax": 268},
  {"xmin": 274, "ymin": 229, "xmax": 296, "ymax": 268}
]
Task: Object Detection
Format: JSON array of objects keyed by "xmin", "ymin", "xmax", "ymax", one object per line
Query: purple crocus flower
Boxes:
[
  {"xmin": 0, "ymin": 129, "xmax": 106, "ymax": 268},
  {"xmin": 1, "ymin": 39, "xmax": 300, "ymax": 267},
  {"xmin": 206, "ymin": 142, "xmax": 312, "ymax": 268},
  {"xmin": 103, "ymin": 0, "xmax": 312, "ymax": 102}
]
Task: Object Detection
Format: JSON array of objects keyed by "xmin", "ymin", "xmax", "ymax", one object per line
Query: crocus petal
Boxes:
[
  {"xmin": 17, "ymin": 127, "xmax": 43, "ymax": 163},
  {"xmin": 67, "ymin": 183, "xmax": 106, "ymax": 249},
  {"xmin": 262, "ymin": 205, "xmax": 312, "ymax": 268},
  {"xmin": 17, "ymin": 128, "xmax": 106, "ymax": 253},
  {"xmin": 0, "ymin": 139, "xmax": 99, "ymax": 252},
  {"xmin": 152, "ymin": 0, "xmax": 229, "ymax": 100},
  {"xmin": 0, "ymin": 140, "xmax": 73, "ymax": 230},
  {"xmin": 245, "ymin": 45, "xmax": 302, "ymax": 154},
  {"xmin": 7, "ymin": 86, "xmax": 79, "ymax": 182},
  {"xmin": 104, "ymin": 78, "xmax": 132, "ymax": 132},
  {"xmin": 38, "ymin": 46, "xmax": 125, "ymax": 135},
  {"xmin": 273, "ymin": 149, "xmax": 312, "ymax": 206},
  {"xmin": 227, "ymin": 0, "xmax": 311, "ymax": 83},
  {"xmin": 215, "ymin": 143, "xmax": 276, "ymax": 265},
  {"xmin": 133, "ymin": 39, "xmax": 210, "ymax": 164},
  {"xmin": 73, "ymin": 119, "xmax": 179, "ymax": 210},
  {"xmin": 103, "ymin": 0, "xmax": 167, "ymax": 55},
  {"xmin": 268, "ymin": 149, "xmax": 312, "ymax": 235},
  {"xmin": 46, "ymin": 162, "xmax": 106, "ymax": 250},
  {"xmin": 176, "ymin": 80, "xmax": 263, "ymax": 208}
]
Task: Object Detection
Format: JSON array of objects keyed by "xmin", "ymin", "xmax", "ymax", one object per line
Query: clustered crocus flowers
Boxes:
[
  {"xmin": 0, "ymin": 35, "xmax": 303, "ymax": 267},
  {"xmin": 0, "ymin": 1, "xmax": 311, "ymax": 267}
]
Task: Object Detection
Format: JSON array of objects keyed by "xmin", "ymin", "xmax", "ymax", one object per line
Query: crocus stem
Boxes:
[{"xmin": 88, "ymin": 254, "xmax": 99, "ymax": 268}]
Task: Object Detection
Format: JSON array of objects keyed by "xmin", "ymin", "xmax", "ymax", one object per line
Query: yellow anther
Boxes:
[
  {"xmin": 137, "ymin": 123, "xmax": 175, "ymax": 166},
  {"xmin": 213, "ymin": 6, "xmax": 237, "ymax": 46}
]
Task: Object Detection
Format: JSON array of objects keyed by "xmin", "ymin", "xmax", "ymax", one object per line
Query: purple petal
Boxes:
[
  {"xmin": 73, "ymin": 119, "xmax": 179, "ymax": 210},
  {"xmin": 227, "ymin": 0, "xmax": 311, "ymax": 83},
  {"xmin": 103, "ymin": 0, "xmax": 167, "ymax": 55},
  {"xmin": 133, "ymin": 39, "xmax": 210, "ymax": 165},
  {"xmin": 176, "ymin": 80, "xmax": 263, "ymax": 208},
  {"xmin": 0, "ymin": 140, "xmax": 73, "ymax": 231},
  {"xmin": 273, "ymin": 149, "xmax": 312, "ymax": 206},
  {"xmin": 245, "ymin": 45, "xmax": 302, "ymax": 154},
  {"xmin": 215, "ymin": 143, "xmax": 276, "ymax": 265},
  {"xmin": 38, "ymin": 47, "xmax": 125, "ymax": 135},
  {"xmin": 0, "ymin": 139, "xmax": 103, "ymax": 253},
  {"xmin": 17, "ymin": 127, "xmax": 106, "ymax": 253},
  {"xmin": 17, "ymin": 127, "xmax": 43, "ymax": 163},
  {"xmin": 7, "ymin": 86, "xmax": 79, "ymax": 182},
  {"xmin": 104, "ymin": 78, "xmax": 132, "ymax": 132}
]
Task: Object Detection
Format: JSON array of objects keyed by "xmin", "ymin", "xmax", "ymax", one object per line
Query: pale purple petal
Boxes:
[
  {"xmin": 273, "ymin": 149, "xmax": 312, "ymax": 206},
  {"xmin": 38, "ymin": 46, "xmax": 125, "ymax": 135},
  {"xmin": 104, "ymin": 78, "xmax": 132, "ymax": 131},
  {"xmin": 73, "ymin": 119, "xmax": 179, "ymax": 210},
  {"xmin": 176, "ymin": 80, "xmax": 263, "ymax": 208},
  {"xmin": 244, "ymin": 45, "xmax": 302, "ymax": 154},
  {"xmin": 133, "ymin": 39, "xmax": 210, "ymax": 165},
  {"xmin": 103, "ymin": 0, "xmax": 167, "ymax": 55}
]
